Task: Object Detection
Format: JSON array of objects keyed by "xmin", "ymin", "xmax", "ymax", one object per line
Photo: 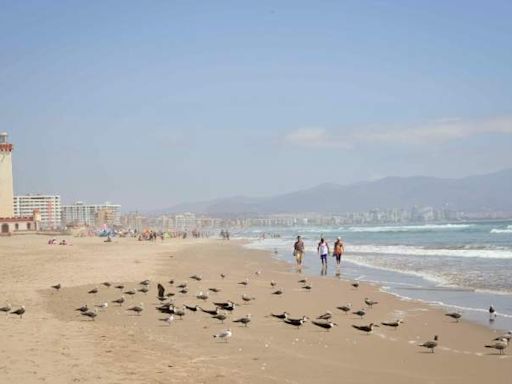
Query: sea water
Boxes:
[{"xmin": 237, "ymin": 220, "xmax": 512, "ymax": 331}]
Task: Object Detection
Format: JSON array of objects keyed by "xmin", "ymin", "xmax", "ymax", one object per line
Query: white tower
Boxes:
[{"xmin": 0, "ymin": 132, "xmax": 14, "ymax": 217}]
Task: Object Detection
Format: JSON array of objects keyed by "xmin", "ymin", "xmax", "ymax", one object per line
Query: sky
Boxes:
[{"xmin": 1, "ymin": 0, "xmax": 512, "ymax": 211}]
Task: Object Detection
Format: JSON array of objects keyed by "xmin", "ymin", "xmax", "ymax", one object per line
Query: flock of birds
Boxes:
[{"xmin": 1, "ymin": 271, "xmax": 509, "ymax": 355}]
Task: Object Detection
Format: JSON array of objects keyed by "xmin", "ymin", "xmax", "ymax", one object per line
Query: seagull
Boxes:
[
  {"xmin": 51, "ymin": 283, "xmax": 61, "ymax": 292},
  {"xmin": 174, "ymin": 306, "xmax": 186, "ymax": 319},
  {"xmin": 75, "ymin": 304, "xmax": 88, "ymax": 313},
  {"xmin": 241, "ymin": 294, "xmax": 255, "ymax": 303},
  {"xmin": 95, "ymin": 302, "xmax": 108, "ymax": 310},
  {"xmin": 316, "ymin": 311, "xmax": 332, "ymax": 320},
  {"xmin": 233, "ymin": 314, "xmax": 251, "ymax": 327},
  {"xmin": 127, "ymin": 303, "xmax": 144, "ymax": 315},
  {"xmin": 124, "ymin": 289, "xmax": 137, "ymax": 296},
  {"xmin": 81, "ymin": 308, "xmax": 98, "ymax": 321},
  {"xmin": 419, "ymin": 335, "xmax": 438, "ymax": 353},
  {"xmin": 284, "ymin": 316, "xmax": 308, "ymax": 329},
  {"xmin": 138, "ymin": 286, "xmax": 149, "ymax": 294},
  {"xmin": 353, "ymin": 309, "xmax": 366, "ymax": 319},
  {"xmin": 352, "ymin": 323, "xmax": 379, "ymax": 334},
  {"xmin": 176, "ymin": 282, "xmax": 187, "ymax": 289},
  {"xmin": 179, "ymin": 288, "xmax": 189, "ymax": 294},
  {"xmin": 185, "ymin": 304, "xmax": 199, "ymax": 312},
  {"xmin": 381, "ymin": 320, "xmax": 404, "ymax": 329},
  {"xmin": 0, "ymin": 303, "xmax": 12, "ymax": 315},
  {"xmin": 272, "ymin": 289, "xmax": 283, "ymax": 295},
  {"xmin": 208, "ymin": 287, "xmax": 221, "ymax": 293},
  {"xmin": 213, "ymin": 329, "xmax": 232, "ymax": 342},
  {"xmin": 312, "ymin": 320, "xmax": 337, "ymax": 331},
  {"xmin": 190, "ymin": 274, "xmax": 202, "ymax": 281},
  {"xmin": 486, "ymin": 338, "xmax": 508, "ymax": 355},
  {"xmin": 445, "ymin": 312, "xmax": 462, "ymax": 322},
  {"xmin": 364, "ymin": 298, "xmax": 378, "ymax": 308},
  {"xmin": 238, "ymin": 278, "xmax": 249, "ymax": 286},
  {"xmin": 102, "ymin": 282, "xmax": 111, "ymax": 288},
  {"xmin": 489, "ymin": 305, "xmax": 496, "ymax": 322},
  {"xmin": 88, "ymin": 287, "xmax": 98, "ymax": 294},
  {"xmin": 298, "ymin": 278, "xmax": 308, "ymax": 284},
  {"xmin": 270, "ymin": 280, "xmax": 277, "ymax": 288},
  {"xmin": 271, "ymin": 312, "xmax": 289, "ymax": 320},
  {"xmin": 201, "ymin": 307, "xmax": 219, "ymax": 316},
  {"xmin": 10, "ymin": 306, "xmax": 26, "ymax": 319},
  {"xmin": 139, "ymin": 279, "xmax": 150, "ymax": 286},
  {"xmin": 255, "ymin": 270, "xmax": 262, "ymax": 276},
  {"xmin": 351, "ymin": 282, "xmax": 360, "ymax": 289},
  {"xmin": 337, "ymin": 304, "xmax": 351, "ymax": 314},
  {"xmin": 212, "ymin": 312, "xmax": 228, "ymax": 323},
  {"xmin": 196, "ymin": 291, "xmax": 209, "ymax": 300},
  {"xmin": 114, "ymin": 284, "xmax": 125, "ymax": 290},
  {"xmin": 112, "ymin": 296, "xmax": 125, "ymax": 306},
  {"xmin": 160, "ymin": 314, "xmax": 174, "ymax": 326},
  {"xmin": 494, "ymin": 331, "xmax": 512, "ymax": 342}
]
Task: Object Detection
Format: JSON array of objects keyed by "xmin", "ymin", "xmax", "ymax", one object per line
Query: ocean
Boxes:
[{"xmin": 237, "ymin": 220, "xmax": 512, "ymax": 331}]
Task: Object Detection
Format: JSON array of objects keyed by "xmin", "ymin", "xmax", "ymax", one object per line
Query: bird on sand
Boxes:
[
  {"xmin": 312, "ymin": 320, "xmax": 337, "ymax": 331},
  {"xmin": 185, "ymin": 304, "xmax": 199, "ymax": 312},
  {"xmin": 336, "ymin": 304, "xmax": 351, "ymax": 314},
  {"xmin": 381, "ymin": 320, "xmax": 404, "ymax": 329},
  {"xmin": 179, "ymin": 288, "xmax": 189, "ymax": 294},
  {"xmin": 272, "ymin": 289, "xmax": 283, "ymax": 295},
  {"xmin": 317, "ymin": 311, "xmax": 332, "ymax": 320},
  {"xmin": 138, "ymin": 286, "xmax": 149, "ymax": 294},
  {"xmin": 494, "ymin": 331, "xmax": 512, "ymax": 342},
  {"xmin": 124, "ymin": 289, "xmax": 137, "ymax": 296},
  {"xmin": 0, "ymin": 303, "xmax": 12, "ymax": 315},
  {"xmin": 270, "ymin": 280, "xmax": 277, "ymax": 288},
  {"xmin": 445, "ymin": 312, "xmax": 462, "ymax": 322},
  {"xmin": 75, "ymin": 304, "xmax": 88, "ymax": 313},
  {"xmin": 241, "ymin": 294, "xmax": 255, "ymax": 303},
  {"xmin": 284, "ymin": 316, "xmax": 308, "ymax": 329},
  {"xmin": 190, "ymin": 274, "xmax": 202, "ymax": 281},
  {"xmin": 114, "ymin": 284, "xmax": 124, "ymax": 290},
  {"xmin": 271, "ymin": 312, "xmax": 289, "ymax": 320},
  {"xmin": 485, "ymin": 338, "xmax": 508, "ymax": 355},
  {"xmin": 102, "ymin": 282, "xmax": 111, "ymax": 288},
  {"xmin": 157, "ymin": 283, "xmax": 166, "ymax": 299},
  {"xmin": 213, "ymin": 301, "xmax": 236, "ymax": 311},
  {"xmin": 351, "ymin": 282, "xmax": 360, "ymax": 289},
  {"xmin": 213, "ymin": 329, "xmax": 232, "ymax": 342},
  {"xmin": 233, "ymin": 314, "xmax": 251, "ymax": 327},
  {"xmin": 201, "ymin": 307, "xmax": 219, "ymax": 316},
  {"xmin": 95, "ymin": 302, "xmax": 109, "ymax": 310},
  {"xmin": 10, "ymin": 306, "xmax": 25, "ymax": 319},
  {"xmin": 127, "ymin": 303, "xmax": 144, "ymax": 316},
  {"xmin": 139, "ymin": 279, "xmax": 150, "ymax": 286},
  {"xmin": 196, "ymin": 291, "xmax": 209, "ymax": 300},
  {"xmin": 489, "ymin": 305, "xmax": 496, "ymax": 322},
  {"xmin": 208, "ymin": 287, "xmax": 221, "ymax": 293},
  {"xmin": 174, "ymin": 306, "xmax": 186, "ymax": 319},
  {"xmin": 160, "ymin": 314, "xmax": 174, "ymax": 326},
  {"xmin": 88, "ymin": 287, "xmax": 98, "ymax": 294},
  {"xmin": 364, "ymin": 298, "xmax": 378, "ymax": 308},
  {"xmin": 220, "ymin": 273, "xmax": 226, "ymax": 279},
  {"xmin": 352, "ymin": 323, "xmax": 379, "ymax": 334},
  {"xmin": 81, "ymin": 308, "xmax": 98, "ymax": 321},
  {"xmin": 212, "ymin": 312, "xmax": 228, "ymax": 323},
  {"xmin": 419, "ymin": 335, "xmax": 438, "ymax": 353},
  {"xmin": 352, "ymin": 309, "xmax": 366, "ymax": 319},
  {"xmin": 238, "ymin": 278, "xmax": 249, "ymax": 286},
  {"xmin": 112, "ymin": 296, "xmax": 125, "ymax": 306},
  {"xmin": 51, "ymin": 283, "xmax": 61, "ymax": 292},
  {"xmin": 302, "ymin": 284, "xmax": 312, "ymax": 290},
  {"xmin": 177, "ymin": 282, "xmax": 188, "ymax": 289},
  {"xmin": 298, "ymin": 278, "xmax": 308, "ymax": 284}
]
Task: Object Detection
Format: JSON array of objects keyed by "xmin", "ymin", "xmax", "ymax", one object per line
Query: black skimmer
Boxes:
[
  {"xmin": 272, "ymin": 289, "xmax": 283, "ymax": 295},
  {"xmin": 298, "ymin": 278, "xmax": 308, "ymax": 284},
  {"xmin": 114, "ymin": 284, "xmax": 124, "ymax": 290},
  {"xmin": 201, "ymin": 307, "xmax": 219, "ymax": 316},
  {"xmin": 168, "ymin": 279, "xmax": 174, "ymax": 285},
  {"xmin": 213, "ymin": 329, "xmax": 232, "ymax": 342},
  {"xmin": 353, "ymin": 309, "xmax": 366, "ymax": 319},
  {"xmin": 419, "ymin": 335, "xmax": 438, "ymax": 353},
  {"xmin": 445, "ymin": 312, "xmax": 462, "ymax": 322},
  {"xmin": 179, "ymin": 288, "xmax": 189, "ymax": 294},
  {"xmin": 190, "ymin": 274, "xmax": 202, "ymax": 281},
  {"xmin": 0, "ymin": 303, "xmax": 12, "ymax": 315},
  {"xmin": 238, "ymin": 278, "xmax": 249, "ymax": 286},
  {"xmin": 208, "ymin": 287, "xmax": 221, "ymax": 293},
  {"xmin": 337, "ymin": 304, "xmax": 351, "ymax": 314},
  {"xmin": 316, "ymin": 311, "xmax": 332, "ymax": 320},
  {"xmin": 351, "ymin": 282, "xmax": 359, "ymax": 289},
  {"xmin": 486, "ymin": 338, "xmax": 508, "ymax": 355},
  {"xmin": 139, "ymin": 279, "xmax": 150, "ymax": 286},
  {"xmin": 112, "ymin": 296, "xmax": 125, "ymax": 306},
  {"xmin": 233, "ymin": 314, "xmax": 251, "ymax": 327},
  {"xmin": 302, "ymin": 284, "xmax": 312, "ymax": 290},
  {"xmin": 102, "ymin": 282, "xmax": 111, "ymax": 288},
  {"xmin": 138, "ymin": 286, "xmax": 149, "ymax": 294},
  {"xmin": 124, "ymin": 289, "xmax": 136, "ymax": 296},
  {"xmin": 10, "ymin": 306, "xmax": 25, "ymax": 319},
  {"xmin": 352, "ymin": 323, "xmax": 379, "ymax": 334},
  {"xmin": 381, "ymin": 320, "xmax": 404, "ymax": 329},
  {"xmin": 364, "ymin": 298, "xmax": 378, "ymax": 308},
  {"xmin": 156, "ymin": 303, "xmax": 175, "ymax": 315},
  {"xmin": 271, "ymin": 312, "xmax": 289, "ymax": 320},
  {"xmin": 177, "ymin": 282, "xmax": 188, "ymax": 289},
  {"xmin": 284, "ymin": 316, "xmax": 308, "ymax": 329},
  {"xmin": 213, "ymin": 301, "xmax": 235, "ymax": 311},
  {"xmin": 81, "ymin": 308, "xmax": 98, "ymax": 321},
  {"xmin": 312, "ymin": 320, "xmax": 337, "ymax": 331},
  {"xmin": 88, "ymin": 287, "xmax": 98, "ymax": 294},
  {"xmin": 185, "ymin": 304, "xmax": 199, "ymax": 312},
  {"xmin": 51, "ymin": 283, "xmax": 61, "ymax": 292},
  {"xmin": 127, "ymin": 303, "xmax": 144, "ymax": 315}
]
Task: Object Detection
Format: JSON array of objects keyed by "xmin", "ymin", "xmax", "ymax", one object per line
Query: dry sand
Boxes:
[{"xmin": 0, "ymin": 235, "xmax": 510, "ymax": 383}]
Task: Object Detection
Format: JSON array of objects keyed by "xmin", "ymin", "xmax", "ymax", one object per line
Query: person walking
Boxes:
[
  {"xmin": 317, "ymin": 237, "xmax": 329, "ymax": 275},
  {"xmin": 333, "ymin": 237, "xmax": 344, "ymax": 270},
  {"xmin": 293, "ymin": 235, "xmax": 305, "ymax": 270}
]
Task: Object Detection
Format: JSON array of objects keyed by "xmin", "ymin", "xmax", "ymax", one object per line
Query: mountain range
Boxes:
[{"xmin": 155, "ymin": 168, "xmax": 512, "ymax": 216}]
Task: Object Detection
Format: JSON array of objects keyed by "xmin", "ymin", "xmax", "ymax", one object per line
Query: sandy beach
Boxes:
[{"xmin": 0, "ymin": 235, "xmax": 510, "ymax": 383}]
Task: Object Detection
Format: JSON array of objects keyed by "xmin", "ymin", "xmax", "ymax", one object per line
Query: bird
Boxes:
[
  {"xmin": 271, "ymin": 312, "xmax": 289, "ymax": 320},
  {"xmin": 238, "ymin": 278, "xmax": 249, "ymax": 286},
  {"xmin": 284, "ymin": 316, "xmax": 308, "ymax": 329},
  {"xmin": 156, "ymin": 303, "xmax": 175, "ymax": 315},
  {"xmin": 213, "ymin": 301, "xmax": 235, "ymax": 311},
  {"xmin": 190, "ymin": 274, "xmax": 202, "ymax": 281},
  {"xmin": 177, "ymin": 282, "xmax": 188, "ymax": 289},
  {"xmin": 157, "ymin": 283, "xmax": 166, "ymax": 299},
  {"xmin": 381, "ymin": 320, "xmax": 404, "ymax": 329},
  {"xmin": 88, "ymin": 287, "xmax": 98, "ymax": 294},
  {"xmin": 114, "ymin": 284, "xmax": 125, "ymax": 290},
  {"xmin": 81, "ymin": 308, "xmax": 98, "ymax": 321},
  {"xmin": 51, "ymin": 283, "xmax": 61, "ymax": 292},
  {"xmin": 185, "ymin": 304, "xmax": 199, "ymax": 312},
  {"xmin": 316, "ymin": 311, "xmax": 332, "ymax": 320},
  {"xmin": 168, "ymin": 279, "xmax": 175, "ymax": 285},
  {"xmin": 302, "ymin": 284, "xmax": 312, "ymax": 290},
  {"xmin": 160, "ymin": 314, "xmax": 174, "ymax": 326},
  {"xmin": 212, "ymin": 312, "xmax": 228, "ymax": 323},
  {"xmin": 336, "ymin": 304, "xmax": 351, "ymax": 314},
  {"xmin": 124, "ymin": 289, "xmax": 137, "ymax": 296},
  {"xmin": 0, "ymin": 303, "xmax": 12, "ymax": 315},
  {"xmin": 139, "ymin": 279, "xmax": 150, "ymax": 286},
  {"xmin": 208, "ymin": 287, "xmax": 221, "ymax": 293},
  {"xmin": 489, "ymin": 305, "xmax": 496, "ymax": 322},
  {"xmin": 255, "ymin": 270, "xmax": 262, "ymax": 276},
  {"xmin": 312, "ymin": 320, "xmax": 337, "ymax": 331},
  {"xmin": 201, "ymin": 307, "xmax": 219, "ymax": 316},
  {"xmin": 351, "ymin": 282, "xmax": 359, "ymax": 289},
  {"xmin": 220, "ymin": 273, "xmax": 226, "ymax": 279},
  {"xmin": 298, "ymin": 278, "xmax": 308, "ymax": 284},
  {"xmin": 102, "ymin": 282, "xmax": 111, "ymax": 288},
  {"xmin": 213, "ymin": 329, "xmax": 232, "ymax": 342},
  {"xmin": 196, "ymin": 291, "xmax": 209, "ymax": 300},
  {"xmin": 10, "ymin": 306, "xmax": 26, "ymax": 319},
  {"xmin": 419, "ymin": 335, "xmax": 438, "ymax": 353},
  {"xmin": 270, "ymin": 280, "xmax": 277, "ymax": 288},
  {"xmin": 174, "ymin": 306, "xmax": 186, "ymax": 319},
  {"xmin": 233, "ymin": 314, "xmax": 251, "ymax": 327},
  {"xmin": 241, "ymin": 294, "xmax": 255, "ymax": 303},
  {"xmin": 364, "ymin": 298, "xmax": 378, "ymax": 308},
  {"xmin": 272, "ymin": 289, "xmax": 283, "ymax": 295},
  {"xmin": 352, "ymin": 323, "xmax": 379, "ymax": 334},
  {"xmin": 112, "ymin": 296, "xmax": 125, "ymax": 306},
  {"xmin": 494, "ymin": 331, "xmax": 512, "ymax": 342},
  {"xmin": 127, "ymin": 303, "xmax": 144, "ymax": 315},
  {"xmin": 138, "ymin": 286, "xmax": 149, "ymax": 294},
  {"xmin": 353, "ymin": 309, "xmax": 366, "ymax": 319},
  {"xmin": 485, "ymin": 339, "xmax": 508, "ymax": 355},
  {"xmin": 445, "ymin": 312, "xmax": 462, "ymax": 322},
  {"xmin": 179, "ymin": 288, "xmax": 189, "ymax": 294},
  {"xmin": 95, "ymin": 302, "xmax": 108, "ymax": 310},
  {"xmin": 75, "ymin": 304, "xmax": 88, "ymax": 313}
]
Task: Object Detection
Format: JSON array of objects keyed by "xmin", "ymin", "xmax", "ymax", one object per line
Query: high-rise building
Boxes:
[
  {"xmin": 0, "ymin": 132, "xmax": 14, "ymax": 217},
  {"xmin": 13, "ymin": 195, "xmax": 62, "ymax": 229},
  {"xmin": 62, "ymin": 201, "xmax": 121, "ymax": 227}
]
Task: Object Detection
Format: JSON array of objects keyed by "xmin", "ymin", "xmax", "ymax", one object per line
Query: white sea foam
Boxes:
[
  {"xmin": 490, "ymin": 225, "xmax": 512, "ymax": 234},
  {"xmin": 346, "ymin": 223, "xmax": 474, "ymax": 233}
]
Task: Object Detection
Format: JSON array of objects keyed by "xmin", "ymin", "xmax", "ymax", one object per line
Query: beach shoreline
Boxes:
[{"xmin": 0, "ymin": 235, "xmax": 510, "ymax": 383}]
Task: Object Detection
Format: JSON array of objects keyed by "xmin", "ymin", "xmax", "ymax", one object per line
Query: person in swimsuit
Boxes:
[
  {"xmin": 293, "ymin": 235, "xmax": 305, "ymax": 269},
  {"xmin": 333, "ymin": 237, "xmax": 344, "ymax": 268}
]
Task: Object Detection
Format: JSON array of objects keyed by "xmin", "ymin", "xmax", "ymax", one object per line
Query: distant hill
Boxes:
[{"xmin": 154, "ymin": 169, "xmax": 512, "ymax": 216}]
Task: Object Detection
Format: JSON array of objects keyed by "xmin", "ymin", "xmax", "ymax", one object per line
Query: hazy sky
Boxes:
[{"xmin": 2, "ymin": 1, "xmax": 512, "ymax": 210}]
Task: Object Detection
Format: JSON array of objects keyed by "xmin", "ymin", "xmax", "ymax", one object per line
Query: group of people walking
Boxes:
[{"xmin": 293, "ymin": 235, "xmax": 344, "ymax": 274}]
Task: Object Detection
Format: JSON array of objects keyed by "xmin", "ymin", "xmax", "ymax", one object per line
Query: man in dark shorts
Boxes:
[
  {"xmin": 333, "ymin": 237, "xmax": 344, "ymax": 269},
  {"xmin": 293, "ymin": 235, "xmax": 305, "ymax": 269}
]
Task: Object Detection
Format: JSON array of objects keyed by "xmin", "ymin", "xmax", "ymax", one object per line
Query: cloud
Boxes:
[{"xmin": 283, "ymin": 116, "xmax": 512, "ymax": 148}]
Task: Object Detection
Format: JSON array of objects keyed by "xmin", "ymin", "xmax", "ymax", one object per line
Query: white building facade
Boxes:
[
  {"xmin": 13, "ymin": 195, "xmax": 62, "ymax": 229},
  {"xmin": 62, "ymin": 201, "xmax": 121, "ymax": 227}
]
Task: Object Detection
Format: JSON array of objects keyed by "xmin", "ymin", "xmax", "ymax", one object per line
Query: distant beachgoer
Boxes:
[
  {"xmin": 293, "ymin": 236, "xmax": 305, "ymax": 269},
  {"xmin": 333, "ymin": 237, "xmax": 344, "ymax": 268},
  {"xmin": 317, "ymin": 237, "xmax": 329, "ymax": 272}
]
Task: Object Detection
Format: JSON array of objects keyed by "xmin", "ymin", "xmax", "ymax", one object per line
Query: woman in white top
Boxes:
[{"xmin": 317, "ymin": 237, "xmax": 330, "ymax": 268}]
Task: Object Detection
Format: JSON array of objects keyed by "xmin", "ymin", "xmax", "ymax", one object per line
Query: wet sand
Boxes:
[{"xmin": 0, "ymin": 235, "xmax": 510, "ymax": 383}]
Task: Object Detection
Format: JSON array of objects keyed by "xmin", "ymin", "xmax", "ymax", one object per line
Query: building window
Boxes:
[
  {"xmin": 15, "ymin": 223, "xmax": 19, "ymax": 230},
  {"xmin": 27, "ymin": 222, "xmax": 31, "ymax": 230},
  {"xmin": 1, "ymin": 223, "xmax": 9, "ymax": 233}
]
